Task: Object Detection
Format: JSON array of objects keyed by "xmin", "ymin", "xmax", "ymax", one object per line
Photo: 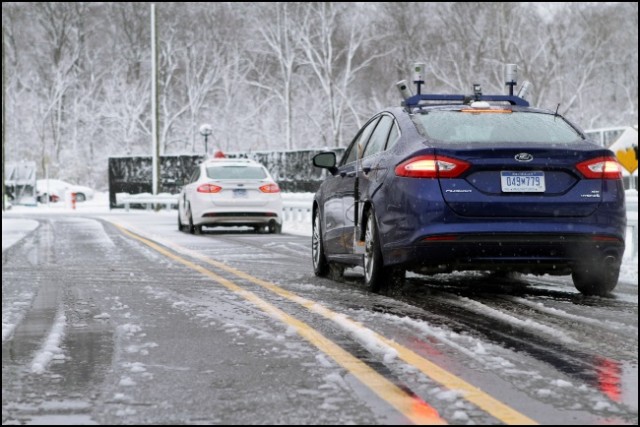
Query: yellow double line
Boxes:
[{"xmin": 113, "ymin": 222, "xmax": 537, "ymax": 425}]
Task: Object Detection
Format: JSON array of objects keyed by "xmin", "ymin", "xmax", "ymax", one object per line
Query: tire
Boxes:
[
  {"xmin": 572, "ymin": 258, "xmax": 620, "ymax": 296},
  {"xmin": 186, "ymin": 204, "xmax": 202, "ymax": 235},
  {"xmin": 364, "ymin": 210, "xmax": 404, "ymax": 295},
  {"xmin": 178, "ymin": 212, "xmax": 185, "ymax": 232},
  {"xmin": 188, "ymin": 212, "xmax": 195, "ymax": 234},
  {"xmin": 312, "ymin": 211, "xmax": 330, "ymax": 277},
  {"xmin": 75, "ymin": 193, "xmax": 86, "ymax": 202},
  {"xmin": 268, "ymin": 221, "xmax": 282, "ymax": 234}
]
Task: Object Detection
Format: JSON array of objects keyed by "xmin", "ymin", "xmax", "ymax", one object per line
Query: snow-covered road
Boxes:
[{"xmin": 2, "ymin": 210, "xmax": 638, "ymax": 425}]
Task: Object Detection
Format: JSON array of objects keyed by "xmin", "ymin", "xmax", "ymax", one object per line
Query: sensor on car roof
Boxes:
[{"xmin": 504, "ymin": 63, "xmax": 518, "ymax": 95}]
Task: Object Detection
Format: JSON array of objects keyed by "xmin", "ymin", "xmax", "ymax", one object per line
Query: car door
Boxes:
[
  {"xmin": 355, "ymin": 115, "xmax": 397, "ymax": 250},
  {"xmin": 358, "ymin": 115, "xmax": 395, "ymax": 197},
  {"xmin": 323, "ymin": 117, "xmax": 380, "ymax": 254}
]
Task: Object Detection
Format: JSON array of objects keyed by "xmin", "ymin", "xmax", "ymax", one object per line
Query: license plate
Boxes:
[
  {"xmin": 233, "ymin": 189, "xmax": 248, "ymax": 198},
  {"xmin": 500, "ymin": 171, "xmax": 545, "ymax": 192}
]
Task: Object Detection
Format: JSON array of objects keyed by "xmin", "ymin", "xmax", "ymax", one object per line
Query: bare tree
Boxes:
[
  {"xmin": 297, "ymin": 3, "xmax": 389, "ymax": 147},
  {"xmin": 247, "ymin": 3, "xmax": 303, "ymax": 150},
  {"xmin": 1, "ymin": 2, "xmax": 637, "ymax": 190}
]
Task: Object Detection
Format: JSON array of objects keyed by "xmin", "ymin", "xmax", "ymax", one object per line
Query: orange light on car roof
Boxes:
[{"xmin": 460, "ymin": 109, "xmax": 512, "ymax": 113}]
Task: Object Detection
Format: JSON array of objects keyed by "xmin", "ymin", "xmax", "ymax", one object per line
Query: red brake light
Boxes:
[
  {"xmin": 197, "ymin": 184, "xmax": 222, "ymax": 193},
  {"xmin": 576, "ymin": 157, "xmax": 623, "ymax": 179},
  {"xmin": 395, "ymin": 155, "xmax": 470, "ymax": 178},
  {"xmin": 423, "ymin": 235, "xmax": 459, "ymax": 241},
  {"xmin": 259, "ymin": 183, "xmax": 280, "ymax": 193}
]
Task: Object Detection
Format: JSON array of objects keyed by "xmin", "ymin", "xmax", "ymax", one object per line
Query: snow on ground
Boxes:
[
  {"xmin": 2, "ymin": 191, "xmax": 638, "ymax": 423},
  {"xmin": 31, "ymin": 308, "xmax": 67, "ymax": 374},
  {"xmin": 1, "ymin": 218, "xmax": 39, "ymax": 250}
]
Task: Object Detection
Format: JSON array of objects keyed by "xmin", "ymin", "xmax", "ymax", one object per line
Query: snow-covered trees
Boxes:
[{"xmin": 2, "ymin": 2, "xmax": 637, "ymax": 189}]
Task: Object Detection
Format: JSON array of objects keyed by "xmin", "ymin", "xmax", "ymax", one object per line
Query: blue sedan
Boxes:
[{"xmin": 311, "ymin": 95, "xmax": 626, "ymax": 296}]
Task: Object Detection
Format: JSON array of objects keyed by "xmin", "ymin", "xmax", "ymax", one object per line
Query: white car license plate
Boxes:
[
  {"xmin": 233, "ymin": 189, "xmax": 248, "ymax": 198},
  {"xmin": 500, "ymin": 171, "xmax": 545, "ymax": 192}
]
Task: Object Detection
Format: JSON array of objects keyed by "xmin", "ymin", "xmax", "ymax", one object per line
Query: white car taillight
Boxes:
[
  {"xmin": 197, "ymin": 184, "xmax": 222, "ymax": 193},
  {"xmin": 259, "ymin": 183, "xmax": 281, "ymax": 193}
]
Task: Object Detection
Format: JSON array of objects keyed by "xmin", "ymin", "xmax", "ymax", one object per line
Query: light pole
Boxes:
[{"xmin": 199, "ymin": 124, "xmax": 212, "ymax": 155}]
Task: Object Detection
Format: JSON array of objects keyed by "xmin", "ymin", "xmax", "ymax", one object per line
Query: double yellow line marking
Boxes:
[{"xmin": 114, "ymin": 223, "xmax": 537, "ymax": 425}]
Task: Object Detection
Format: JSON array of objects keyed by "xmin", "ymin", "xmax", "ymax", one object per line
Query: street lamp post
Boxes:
[{"xmin": 199, "ymin": 124, "xmax": 213, "ymax": 155}]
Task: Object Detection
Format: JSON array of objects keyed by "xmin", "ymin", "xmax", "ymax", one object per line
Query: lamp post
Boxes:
[{"xmin": 199, "ymin": 124, "xmax": 213, "ymax": 155}]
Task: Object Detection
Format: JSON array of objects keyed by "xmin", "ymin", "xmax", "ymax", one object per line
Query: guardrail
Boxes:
[
  {"xmin": 281, "ymin": 194, "xmax": 313, "ymax": 223},
  {"xmin": 116, "ymin": 193, "xmax": 178, "ymax": 212}
]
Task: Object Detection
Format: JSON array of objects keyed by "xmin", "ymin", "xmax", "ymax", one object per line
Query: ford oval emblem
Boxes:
[{"xmin": 515, "ymin": 153, "xmax": 534, "ymax": 162}]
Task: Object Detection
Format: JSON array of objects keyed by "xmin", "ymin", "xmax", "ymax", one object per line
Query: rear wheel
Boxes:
[
  {"xmin": 178, "ymin": 213, "xmax": 185, "ymax": 232},
  {"xmin": 572, "ymin": 257, "xmax": 620, "ymax": 296},
  {"xmin": 268, "ymin": 221, "xmax": 282, "ymax": 234},
  {"xmin": 75, "ymin": 193, "xmax": 86, "ymax": 202},
  {"xmin": 312, "ymin": 212, "xmax": 330, "ymax": 277},
  {"xmin": 364, "ymin": 210, "xmax": 404, "ymax": 295},
  {"xmin": 188, "ymin": 211, "xmax": 202, "ymax": 235}
]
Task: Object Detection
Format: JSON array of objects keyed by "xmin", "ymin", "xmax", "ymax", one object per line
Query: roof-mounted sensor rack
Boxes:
[{"xmin": 396, "ymin": 63, "xmax": 532, "ymax": 110}]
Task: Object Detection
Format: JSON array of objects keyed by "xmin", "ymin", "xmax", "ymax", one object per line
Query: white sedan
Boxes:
[
  {"xmin": 178, "ymin": 158, "xmax": 283, "ymax": 234},
  {"xmin": 36, "ymin": 179, "xmax": 95, "ymax": 203}
]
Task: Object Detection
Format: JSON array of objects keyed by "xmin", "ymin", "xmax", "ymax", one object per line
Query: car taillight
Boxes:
[
  {"xmin": 395, "ymin": 155, "xmax": 470, "ymax": 178},
  {"xmin": 197, "ymin": 184, "xmax": 222, "ymax": 193},
  {"xmin": 259, "ymin": 183, "xmax": 280, "ymax": 193},
  {"xmin": 576, "ymin": 157, "xmax": 623, "ymax": 179}
]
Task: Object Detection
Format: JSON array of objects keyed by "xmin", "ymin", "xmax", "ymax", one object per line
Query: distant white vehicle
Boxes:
[
  {"xmin": 36, "ymin": 179, "xmax": 95, "ymax": 203},
  {"xmin": 178, "ymin": 158, "xmax": 283, "ymax": 234}
]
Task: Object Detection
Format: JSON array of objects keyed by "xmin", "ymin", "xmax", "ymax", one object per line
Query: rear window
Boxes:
[
  {"xmin": 206, "ymin": 165, "xmax": 267, "ymax": 180},
  {"xmin": 415, "ymin": 111, "xmax": 583, "ymax": 144}
]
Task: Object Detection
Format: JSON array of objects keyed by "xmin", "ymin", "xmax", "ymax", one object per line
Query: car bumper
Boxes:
[
  {"xmin": 197, "ymin": 211, "xmax": 282, "ymax": 227},
  {"xmin": 384, "ymin": 232, "xmax": 625, "ymax": 274}
]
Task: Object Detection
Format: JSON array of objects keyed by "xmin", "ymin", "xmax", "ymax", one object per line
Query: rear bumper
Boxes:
[
  {"xmin": 196, "ymin": 211, "xmax": 282, "ymax": 227},
  {"xmin": 384, "ymin": 233, "xmax": 625, "ymax": 274}
]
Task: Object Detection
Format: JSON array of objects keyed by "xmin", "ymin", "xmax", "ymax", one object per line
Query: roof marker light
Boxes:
[{"xmin": 460, "ymin": 108, "xmax": 512, "ymax": 113}]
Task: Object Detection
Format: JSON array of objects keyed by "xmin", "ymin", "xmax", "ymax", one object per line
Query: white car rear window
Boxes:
[{"xmin": 206, "ymin": 166, "xmax": 267, "ymax": 180}]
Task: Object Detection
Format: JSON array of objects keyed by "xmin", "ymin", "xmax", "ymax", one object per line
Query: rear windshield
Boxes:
[
  {"xmin": 206, "ymin": 165, "xmax": 267, "ymax": 180},
  {"xmin": 414, "ymin": 111, "xmax": 583, "ymax": 144}
]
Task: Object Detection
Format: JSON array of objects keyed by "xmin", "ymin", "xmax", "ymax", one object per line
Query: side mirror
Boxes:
[{"xmin": 313, "ymin": 152, "xmax": 338, "ymax": 175}]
